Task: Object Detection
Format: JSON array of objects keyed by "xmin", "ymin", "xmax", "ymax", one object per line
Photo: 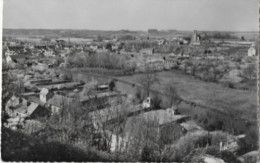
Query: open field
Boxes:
[{"xmin": 117, "ymin": 70, "xmax": 257, "ymax": 121}]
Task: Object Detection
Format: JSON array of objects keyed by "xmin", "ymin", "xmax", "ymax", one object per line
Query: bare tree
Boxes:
[
  {"xmin": 89, "ymin": 96, "xmax": 129, "ymax": 152},
  {"xmin": 140, "ymin": 64, "xmax": 160, "ymax": 97},
  {"xmin": 166, "ymin": 86, "xmax": 181, "ymax": 106},
  {"xmin": 190, "ymin": 63, "xmax": 198, "ymax": 76},
  {"xmin": 80, "ymin": 79, "xmax": 97, "ymax": 97},
  {"xmin": 241, "ymin": 64, "xmax": 257, "ymax": 79},
  {"xmin": 45, "ymin": 95, "xmax": 94, "ymax": 145},
  {"xmin": 125, "ymin": 115, "xmax": 161, "ymax": 161}
]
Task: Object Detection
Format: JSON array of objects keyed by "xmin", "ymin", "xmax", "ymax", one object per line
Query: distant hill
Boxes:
[{"xmin": 3, "ymin": 29, "xmax": 144, "ymax": 39}]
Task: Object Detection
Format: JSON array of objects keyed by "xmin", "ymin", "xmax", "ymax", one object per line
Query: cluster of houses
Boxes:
[
  {"xmin": 3, "ymin": 30, "xmax": 257, "ymax": 73},
  {"xmin": 3, "ymin": 31, "xmax": 254, "ymax": 157},
  {"xmin": 4, "ymin": 66, "xmax": 209, "ymax": 152},
  {"xmin": 4, "ymin": 78, "xmax": 124, "ymax": 130},
  {"xmin": 92, "ymin": 100, "xmax": 244, "ymax": 154},
  {"xmin": 3, "ymin": 71, "xmax": 247, "ymax": 159}
]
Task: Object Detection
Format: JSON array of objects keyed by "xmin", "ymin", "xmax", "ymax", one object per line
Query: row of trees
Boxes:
[
  {"xmin": 181, "ymin": 59, "xmax": 226, "ymax": 82},
  {"xmin": 66, "ymin": 52, "xmax": 137, "ymax": 73},
  {"xmin": 123, "ymin": 41, "xmax": 157, "ymax": 52}
]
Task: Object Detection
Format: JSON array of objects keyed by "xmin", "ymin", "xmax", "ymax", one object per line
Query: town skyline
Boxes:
[{"xmin": 2, "ymin": 28, "xmax": 259, "ymax": 33}]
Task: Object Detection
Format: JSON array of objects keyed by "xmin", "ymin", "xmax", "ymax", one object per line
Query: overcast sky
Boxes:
[{"xmin": 3, "ymin": 0, "xmax": 259, "ymax": 31}]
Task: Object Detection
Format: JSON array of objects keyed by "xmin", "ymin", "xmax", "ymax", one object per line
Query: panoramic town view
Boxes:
[{"xmin": 1, "ymin": 0, "xmax": 259, "ymax": 162}]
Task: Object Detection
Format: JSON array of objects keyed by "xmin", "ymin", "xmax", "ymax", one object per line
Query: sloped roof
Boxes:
[
  {"xmin": 180, "ymin": 121, "xmax": 202, "ymax": 131},
  {"xmin": 144, "ymin": 110, "xmax": 188, "ymax": 125},
  {"xmin": 10, "ymin": 55, "xmax": 26, "ymax": 60},
  {"xmin": 140, "ymin": 48, "xmax": 154, "ymax": 51},
  {"xmin": 27, "ymin": 103, "xmax": 40, "ymax": 115},
  {"xmin": 130, "ymin": 109, "xmax": 189, "ymax": 126},
  {"xmin": 202, "ymin": 154, "xmax": 225, "ymax": 163}
]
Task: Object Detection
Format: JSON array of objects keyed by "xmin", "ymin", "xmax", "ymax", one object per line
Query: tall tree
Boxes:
[{"xmin": 139, "ymin": 64, "xmax": 160, "ymax": 97}]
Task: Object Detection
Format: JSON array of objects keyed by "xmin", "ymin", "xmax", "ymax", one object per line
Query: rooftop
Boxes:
[
  {"xmin": 10, "ymin": 54, "xmax": 26, "ymax": 60},
  {"xmin": 27, "ymin": 103, "xmax": 40, "ymax": 115},
  {"xmin": 180, "ymin": 121, "xmax": 202, "ymax": 131},
  {"xmin": 138, "ymin": 109, "xmax": 189, "ymax": 126}
]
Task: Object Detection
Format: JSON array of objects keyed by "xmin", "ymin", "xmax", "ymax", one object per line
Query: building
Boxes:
[
  {"xmin": 6, "ymin": 55, "xmax": 27, "ymax": 64},
  {"xmin": 29, "ymin": 79, "xmax": 52, "ymax": 85},
  {"xmin": 44, "ymin": 50, "xmax": 56, "ymax": 57},
  {"xmin": 6, "ymin": 55, "xmax": 13, "ymax": 64},
  {"xmin": 37, "ymin": 81, "xmax": 83, "ymax": 90},
  {"xmin": 56, "ymin": 39, "xmax": 66, "ymax": 46},
  {"xmin": 112, "ymin": 45, "xmax": 119, "ymax": 51},
  {"xmin": 4, "ymin": 50, "xmax": 17, "ymax": 57},
  {"xmin": 140, "ymin": 48, "xmax": 154, "ymax": 55},
  {"xmin": 40, "ymin": 88, "xmax": 52, "ymax": 103},
  {"xmin": 47, "ymin": 94, "xmax": 73, "ymax": 115},
  {"xmin": 190, "ymin": 30, "xmax": 201, "ymax": 45},
  {"xmin": 201, "ymin": 155, "xmax": 225, "ymax": 163},
  {"xmin": 96, "ymin": 83, "xmax": 109, "ymax": 91},
  {"xmin": 7, "ymin": 45, "xmax": 24, "ymax": 51},
  {"xmin": 89, "ymin": 44, "xmax": 99, "ymax": 51},
  {"xmin": 180, "ymin": 121, "xmax": 202, "ymax": 133},
  {"xmin": 124, "ymin": 109, "xmax": 191, "ymax": 145},
  {"xmin": 142, "ymin": 97, "xmax": 151, "ymax": 109},
  {"xmin": 5, "ymin": 95, "xmax": 48, "ymax": 119},
  {"xmin": 219, "ymin": 136, "xmax": 241, "ymax": 153},
  {"xmin": 248, "ymin": 44, "xmax": 257, "ymax": 57},
  {"xmin": 27, "ymin": 103, "xmax": 48, "ymax": 119},
  {"xmin": 14, "ymin": 102, "xmax": 47, "ymax": 119},
  {"xmin": 158, "ymin": 39, "xmax": 168, "ymax": 46},
  {"xmin": 5, "ymin": 95, "xmax": 23, "ymax": 117}
]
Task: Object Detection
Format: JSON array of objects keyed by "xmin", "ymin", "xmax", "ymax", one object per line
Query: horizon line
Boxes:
[{"xmin": 3, "ymin": 28, "xmax": 259, "ymax": 33}]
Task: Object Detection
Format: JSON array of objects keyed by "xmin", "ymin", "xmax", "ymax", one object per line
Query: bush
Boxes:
[
  {"xmin": 205, "ymin": 146, "xmax": 221, "ymax": 158},
  {"xmin": 240, "ymin": 151, "xmax": 258, "ymax": 163},
  {"xmin": 183, "ymin": 148, "xmax": 205, "ymax": 162},
  {"xmin": 221, "ymin": 150, "xmax": 241, "ymax": 163},
  {"xmin": 141, "ymin": 144, "xmax": 160, "ymax": 162},
  {"xmin": 135, "ymin": 90, "xmax": 143, "ymax": 103},
  {"xmin": 222, "ymin": 82, "xmax": 235, "ymax": 89},
  {"xmin": 152, "ymin": 94, "xmax": 161, "ymax": 110},
  {"xmin": 169, "ymin": 131, "xmax": 209, "ymax": 161},
  {"xmin": 210, "ymin": 131, "xmax": 233, "ymax": 146}
]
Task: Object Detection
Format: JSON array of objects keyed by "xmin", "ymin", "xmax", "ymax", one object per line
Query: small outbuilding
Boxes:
[{"xmin": 40, "ymin": 88, "xmax": 52, "ymax": 103}]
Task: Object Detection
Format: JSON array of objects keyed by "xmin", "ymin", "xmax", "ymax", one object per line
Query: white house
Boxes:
[
  {"xmin": 44, "ymin": 50, "xmax": 55, "ymax": 57},
  {"xmin": 248, "ymin": 44, "xmax": 256, "ymax": 57},
  {"xmin": 140, "ymin": 48, "xmax": 154, "ymax": 55},
  {"xmin": 142, "ymin": 97, "xmax": 151, "ymax": 109},
  {"xmin": 40, "ymin": 88, "xmax": 52, "ymax": 103}
]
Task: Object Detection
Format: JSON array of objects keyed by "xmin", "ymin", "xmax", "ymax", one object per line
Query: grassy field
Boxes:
[{"xmin": 117, "ymin": 70, "xmax": 257, "ymax": 121}]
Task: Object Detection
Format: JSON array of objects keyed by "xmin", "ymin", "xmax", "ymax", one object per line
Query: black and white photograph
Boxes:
[{"xmin": 1, "ymin": 0, "xmax": 259, "ymax": 162}]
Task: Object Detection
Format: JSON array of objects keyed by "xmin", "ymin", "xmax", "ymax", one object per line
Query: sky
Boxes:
[{"xmin": 3, "ymin": 0, "xmax": 259, "ymax": 31}]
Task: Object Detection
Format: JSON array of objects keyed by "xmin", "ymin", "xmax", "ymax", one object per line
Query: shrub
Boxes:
[
  {"xmin": 152, "ymin": 94, "xmax": 161, "ymax": 110},
  {"xmin": 183, "ymin": 148, "xmax": 205, "ymax": 162},
  {"xmin": 135, "ymin": 89, "xmax": 143, "ymax": 103},
  {"xmin": 169, "ymin": 131, "xmax": 208, "ymax": 161},
  {"xmin": 210, "ymin": 131, "xmax": 233, "ymax": 146},
  {"xmin": 221, "ymin": 150, "xmax": 241, "ymax": 163},
  {"xmin": 141, "ymin": 144, "xmax": 160, "ymax": 162},
  {"xmin": 205, "ymin": 146, "xmax": 221, "ymax": 158}
]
